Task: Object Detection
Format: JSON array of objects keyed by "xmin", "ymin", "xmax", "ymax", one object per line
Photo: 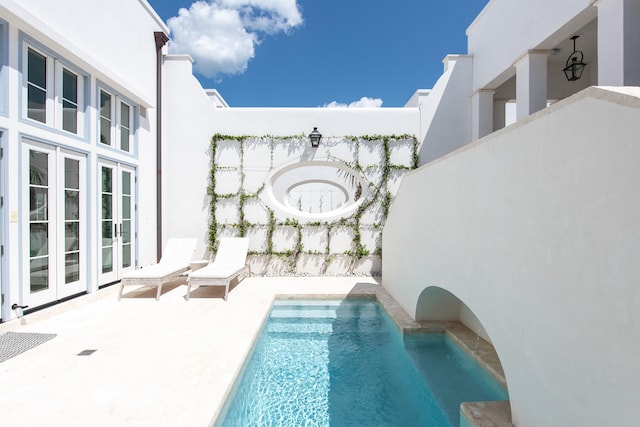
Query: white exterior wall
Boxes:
[
  {"xmin": 467, "ymin": 0, "xmax": 594, "ymax": 90},
  {"xmin": 9, "ymin": 0, "xmax": 164, "ymax": 104},
  {"xmin": 382, "ymin": 87, "xmax": 640, "ymax": 427},
  {"xmin": 0, "ymin": 0, "xmax": 166, "ymax": 319},
  {"xmin": 597, "ymin": 0, "xmax": 640, "ymax": 86},
  {"xmin": 418, "ymin": 55, "xmax": 473, "ymax": 164},
  {"xmin": 162, "ymin": 55, "xmax": 419, "ymax": 259}
]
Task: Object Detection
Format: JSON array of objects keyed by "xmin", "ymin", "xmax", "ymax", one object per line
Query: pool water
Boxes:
[{"xmin": 215, "ymin": 299, "xmax": 507, "ymax": 427}]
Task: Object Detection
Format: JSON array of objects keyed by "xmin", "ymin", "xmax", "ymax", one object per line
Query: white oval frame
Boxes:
[{"xmin": 264, "ymin": 159, "xmax": 368, "ymax": 221}]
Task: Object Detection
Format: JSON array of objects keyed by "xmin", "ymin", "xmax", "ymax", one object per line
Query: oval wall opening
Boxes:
[{"xmin": 266, "ymin": 161, "xmax": 367, "ymax": 220}]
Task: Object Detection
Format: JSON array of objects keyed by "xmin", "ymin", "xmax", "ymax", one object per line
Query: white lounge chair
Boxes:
[
  {"xmin": 186, "ymin": 237, "xmax": 250, "ymax": 301},
  {"xmin": 117, "ymin": 238, "xmax": 197, "ymax": 301}
]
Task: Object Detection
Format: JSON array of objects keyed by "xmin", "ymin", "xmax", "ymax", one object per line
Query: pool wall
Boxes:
[{"xmin": 210, "ymin": 286, "xmax": 509, "ymax": 426}]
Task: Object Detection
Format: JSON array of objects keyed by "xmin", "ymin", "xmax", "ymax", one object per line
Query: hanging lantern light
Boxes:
[
  {"xmin": 563, "ymin": 35, "xmax": 587, "ymax": 81},
  {"xmin": 309, "ymin": 127, "xmax": 322, "ymax": 148}
]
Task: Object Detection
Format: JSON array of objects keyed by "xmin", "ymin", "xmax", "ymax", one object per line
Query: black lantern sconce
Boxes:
[
  {"xmin": 563, "ymin": 35, "xmax": 587, "ymax": 81},
  {"xmin": 309, "ymin": 127, "xmax": 322, "ymax": 148}
]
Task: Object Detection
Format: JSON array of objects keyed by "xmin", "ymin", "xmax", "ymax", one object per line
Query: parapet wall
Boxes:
[
  {"xmin": 382, "ymin": 86, "xmax": 640, "ymax": 427},
  {"xmin": 210, "ymin": 134, "xmax": 418, "ymax": 276},
  {"xmin": 162, "ymin": 55, "xmax": 421, "ymax": 273}
]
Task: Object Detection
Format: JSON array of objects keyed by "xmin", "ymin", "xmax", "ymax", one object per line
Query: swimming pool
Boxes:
[{"xmin": 215, "ymin": 299, "xmax": 508, "ymax": 427}]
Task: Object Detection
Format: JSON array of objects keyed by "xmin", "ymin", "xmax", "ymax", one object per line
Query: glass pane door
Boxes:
[
  {"xmin": 99, "ymin": 161, "xmax": 136, "ymax": 285},
  {"xmin": 63, "ymin": 158, "xmax": 80, "ymax": 283},
  {"xmin": 22, "ymin": 142, "xmax": 87, "ymax": 309},
  {"xmin": 29, "ymin": 150, "xmax": 51, "ymax": 294},
  {"xmin": 0, "ymin": 131, "xmax": 3, "ymax": 320},
  {"xmin": 121, "ymin": 169, "xmax": 133, "ymax": 270},
  {"xmin": 57, "ymin": 151, "xmax": 85, "ymax": 299},
  {"xmin": 100, "ymin": 163, "xmax": 117, "ymax": 283},
  {"xmin": 22, "ymin": 143, "xmax": 56, "ymax": 308}
]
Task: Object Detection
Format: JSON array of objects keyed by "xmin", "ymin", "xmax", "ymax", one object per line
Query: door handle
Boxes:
[
  {"xmin": 114, "ymin": 224, "xmax": 118, "ymax": 238},
  {"xmin": 119, "ymin": 223, "xmax": 123, "ymax": 237}
]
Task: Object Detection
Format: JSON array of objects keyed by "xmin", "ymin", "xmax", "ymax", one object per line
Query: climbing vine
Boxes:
[{"xmin": 208, "ymin": 133, "xmax": 419, "ymax": 275}]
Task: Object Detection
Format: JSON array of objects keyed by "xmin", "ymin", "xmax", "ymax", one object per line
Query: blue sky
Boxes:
[{"xmin": 148, "ymin": 0, "xmax": 488, "ymax": 107}]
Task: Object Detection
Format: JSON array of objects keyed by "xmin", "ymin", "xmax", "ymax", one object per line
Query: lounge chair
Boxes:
[
  {"xmin": 117, "ymin": 237, "xmax": 197, "ymax": 301},
  {"xmin": 186, "ymin": 237, "xmax": 250, "ymax": 301}
]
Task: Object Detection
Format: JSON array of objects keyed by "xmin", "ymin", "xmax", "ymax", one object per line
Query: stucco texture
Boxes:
[{"xmin": 382, "ymin": 87, "xmax": 640, "ymax": 427}]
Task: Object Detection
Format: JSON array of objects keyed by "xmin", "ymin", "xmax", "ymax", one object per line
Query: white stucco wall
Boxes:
[
  {"xmin": 419, "ymin": 55, "xmax": 473, "ymax": 163},
  {"xmin": 467, "ymin": 0, "xmax": 595, "ymax": 90},
  {"xmin": 162, "ymin": 55, "xmax": 420, "ymax": 258},
  {"xmin": 0, "ymin": 0, "xmax": 165, "ymax": 271},
  {"xmin": 597, "ymin": 0, "xmax": 640, "ymax": 86},
  {"xmin": 8, "ymin": 0, "xmax": 166, "ymax": 105},
  {"xmin": 206, "ymin": 106, "xmax": 419, "ymax": 137},
  {"xmin": 0, "ymin": 0, "xmax": 165, "ymax": 318},
  {"xmin": 382, "ymin": 87, "xmax": 640, "ymax": 427}
]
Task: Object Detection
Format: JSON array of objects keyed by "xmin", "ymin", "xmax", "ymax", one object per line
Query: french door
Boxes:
[
  {"xmin": 22, "ymin": 141, "xmax": 86, "ymax": 308},
  {"xmin": 98, "ymin": 161, "xmax": 136, "ymax": 285},
  {"xmin": 0, "ymin": 131, "xmax": 3, "ymax": 320}
]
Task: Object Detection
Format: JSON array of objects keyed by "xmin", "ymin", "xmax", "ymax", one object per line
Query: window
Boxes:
[
  {"xmin": 120, "ymin": 102, "xmax": 131, "ymax": 152},
  {"xmin": 62, "ymin": 68, "xmax": 78, "ymax": 133},
  {"xmin": 0, "ymin": 21, "xmax": 6, "ymax": 114},
  {"xmin": 27, "ymin": 48, "xmax": 47, "ymax": 123},
  {"xmin": 23, "ymin": 43, "xmax": 85, "ymax": 135},
  {"xmin": 99, "ymin": 90, "xmax": 111, "ymax": 145},
  {"xmin": 99, "ymin": 88, "xmax": 135, "ymax": 153}
]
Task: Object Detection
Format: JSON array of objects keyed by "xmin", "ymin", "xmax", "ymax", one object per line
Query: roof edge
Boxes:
[{"xmin": 138, "ymin": 0, "xmax": 170, "ymax": 35}]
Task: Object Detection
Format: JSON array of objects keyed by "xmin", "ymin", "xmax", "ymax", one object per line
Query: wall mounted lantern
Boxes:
[
  {"xmin": 309, "ymin": 127, "xmax": 322, "ymax": 148},
  {"xmin": 563, "ymin": 35, "xmax": 587, "ymax": 81}
]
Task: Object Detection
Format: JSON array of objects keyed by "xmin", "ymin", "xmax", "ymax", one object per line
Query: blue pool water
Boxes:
[{"xmin": 215, "ymin": 299, "xmax": 508, "ymax": 427}]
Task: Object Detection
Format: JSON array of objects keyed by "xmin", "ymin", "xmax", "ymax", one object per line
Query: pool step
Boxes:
[
  {"xmin": 270, "ymin": 304, "xmax": 378, "ymax": 319},
  {"xmin": 267, "ymin": 301, "xmax": 386, "ymax": 338}
]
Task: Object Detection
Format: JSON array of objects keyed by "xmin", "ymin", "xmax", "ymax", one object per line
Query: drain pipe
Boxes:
[{"xmin": 154, "ymin": 31, "xmax": 169, "ymax": 262}]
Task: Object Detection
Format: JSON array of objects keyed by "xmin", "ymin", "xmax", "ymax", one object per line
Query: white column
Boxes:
[
  {"xmin": 471, "ymin": 89, "xmax": 495, "ymax": 141},
  {"xmin": 596, "ymin": 0, "xmax": 640, "ymax": 86},
  {"xmin": 514, "ymin": 51, "xmax": 550, "ymax": 120}
]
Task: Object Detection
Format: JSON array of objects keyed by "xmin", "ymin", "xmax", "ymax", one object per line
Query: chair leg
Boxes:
[
  {"xmin": 156, "ymin": 283, "xmax": 162, "ymax": 301},
  {"xmin": 224, "ymin": 282, "xmax": 229, "ymax": 301},
  {"xmin": 186, "ymin": 282, "xmax": 192, "ymax": 301},
  {"xmin": 117, "ymin": 283, "xmax": 124, "ymax": 301},
  {"xmin": 240, "ymin": 265, "xmax": 250, "ymax": 282}
]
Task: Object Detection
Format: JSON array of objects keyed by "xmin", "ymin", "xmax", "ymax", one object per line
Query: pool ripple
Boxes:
[{"xmin": 216, "ymin": 300, "xmax": 499, "ymax": 427}]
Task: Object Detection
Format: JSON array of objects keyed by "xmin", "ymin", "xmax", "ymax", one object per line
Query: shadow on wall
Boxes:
[{"xmin": 416, "ymin": 286, "xmax": 492, "ymax": 345}]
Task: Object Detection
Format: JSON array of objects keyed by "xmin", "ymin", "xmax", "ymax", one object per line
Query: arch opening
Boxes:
[
  {"xmin": 416, "ymin": 286, "xmax": 494, "ymax": 343},
  {"xmin": 414, "ymin": 286, "xmax": 512, "ymax": 425},
  {"xmin": 416, "ymin": 286, "xmax": 492, "ymax": 343}
]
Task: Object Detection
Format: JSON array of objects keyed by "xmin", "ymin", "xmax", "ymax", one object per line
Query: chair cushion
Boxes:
[
  {"xmin": 122, "ymin": 263, "xmax": 186, "ymax": 279},
  {"xmin": 189, "ymin": 263, "xmax": 245, "ymax": 280}
]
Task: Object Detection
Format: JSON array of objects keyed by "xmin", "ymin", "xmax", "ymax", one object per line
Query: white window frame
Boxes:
[
  {"xmin": 98, "ymin": 86, "xmax": 136, "ymax": 154},
  {"xmin": 0, "ymin": 20, "xmax": 8, "ymax": 116},
  {"xmin": 22, "ymin": 40, "xmax": 86, "ymax": 136},
  {"xmin": 99, "ymin": 89, "xmax": 113, "ymax": 146},
  {"xmin": 56, "ymin": 64, "xmax": 84, "ymax": 135},
  {"xmin": 24, "ymin": 45, "xmax": 52, "ymax": 125},
  {"xmin": 118, "ymin": 100, "xmax": 133, "ymax": 152}
]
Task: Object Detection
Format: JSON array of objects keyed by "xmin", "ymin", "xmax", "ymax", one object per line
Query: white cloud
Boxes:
[
  {"xmin": 322, "ymin": 97, "xmax": 384, "ymax": 108},
  {"xmin": 219, "ymin": 0, "xmax": 303, "ymax": 32},
  {"xmin": 167, "ymin": 0, "xmax": 302, "ymax": 78}
]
